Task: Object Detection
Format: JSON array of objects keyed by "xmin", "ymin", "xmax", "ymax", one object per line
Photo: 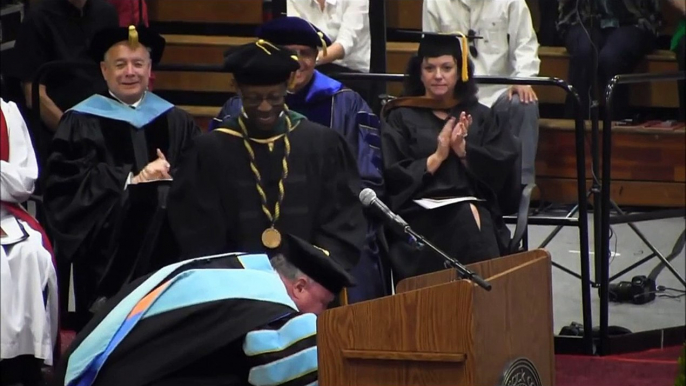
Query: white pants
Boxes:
[{"xmin": 1, "ymin": 219, "xmax": 58, "ymax": 365}]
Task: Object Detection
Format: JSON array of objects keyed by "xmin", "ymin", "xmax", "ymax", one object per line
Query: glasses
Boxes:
[
  {"xmin": 468, "ymin": 29, "xmax": 478, "ymax": 58},
  {"xmin": 291, "ymin": 47, "xmax": 318, "ymax": 60},
  {"xmin": 241, "ymin": 93, "xmax": 286, "ymax": 107}
]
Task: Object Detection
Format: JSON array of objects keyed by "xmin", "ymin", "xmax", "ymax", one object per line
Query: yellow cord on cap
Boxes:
[
  {"xmin": 317, "ymin": 32, "xmax": 328, "ymax": 57},
  {"xmin": 128, "ymin": 25, "xmax": 139, "ymax": 47},
  {"xmin": 256, "ymin": 39, "xmax": 280, "ymax": 54}
]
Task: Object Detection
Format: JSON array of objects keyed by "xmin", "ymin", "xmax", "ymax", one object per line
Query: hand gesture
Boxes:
[
  {"xmin": 450, "ymin": 112, "xmax": 471, "ymax": 159},
  {"xmin": 133, "ymin": 149, "xmax": 171, "ymax": 184},
  {"xmin": 435, "ymin": 116, "xmax": 456, "ymax": 162},
  {"xmin": 508, "ymin": 85, "xmax": 538, "ymax": 104}
]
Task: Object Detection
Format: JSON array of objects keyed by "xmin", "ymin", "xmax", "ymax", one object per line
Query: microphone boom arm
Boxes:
[{"xmin": 404, "ymin": 227, "xmax": 492, "ymax": 291}]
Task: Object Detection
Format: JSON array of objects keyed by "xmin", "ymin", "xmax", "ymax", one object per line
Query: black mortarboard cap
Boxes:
[
  {"xmin": 400, "ymin": 30, "xmax": 481, "ymax": 82},
  {"xmin": 89, "ymin": 25, "xmax": 166, "ymax": 64},
  {"xmin": 223, "ymin": 40, "xmax": 301, "ymax": 86},
  {"xmin": 257, "ymin": 16, "xmax": 332, "ymax": 56},
  {"xmin": 277, "ymin": 233, "xmax": 356, "ymax": 295}
]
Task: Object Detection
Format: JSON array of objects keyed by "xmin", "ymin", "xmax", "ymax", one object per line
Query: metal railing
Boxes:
[{"xmin": 598, "ymin": 70, "xmax": 686, "ymax": 355}]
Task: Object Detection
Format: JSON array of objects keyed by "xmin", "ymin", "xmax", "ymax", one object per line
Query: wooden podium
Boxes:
[{"xmin": 317, "ymin": 249, "xmax": 555, "ymax": 386}]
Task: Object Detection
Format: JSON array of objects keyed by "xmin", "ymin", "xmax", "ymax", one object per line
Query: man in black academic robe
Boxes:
[
  {"xmin": 167, "ymin": 41, "xmax": 366, "ymax": 277},
  {"xmin": 43, "ymin": 25, "xmax": 200, "ymax": 330},
  {"xmin": 51, "ymin": 233, "xmax": 355, "ymax": 386}
]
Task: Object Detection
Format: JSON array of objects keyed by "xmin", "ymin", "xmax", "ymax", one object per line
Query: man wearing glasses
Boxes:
[
  {"xmin": 423, "ymin": 0, "xmax": 541, "ymax": 188},
  {"xmin": 209, "ymin": 17, "xmax": 388, "ymax": 303},
  {"xmin": 167, "ymin": 41, "xmax": 368, "ymax": 299}
]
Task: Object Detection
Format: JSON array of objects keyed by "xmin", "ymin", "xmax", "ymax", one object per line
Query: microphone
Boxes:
[
  {"xmin": 359, "ymin": 188, "xmax": 409, "ymax": 235},
  {"xmin": 358, "ymin": 188, "xmax": 492, "ymax": 291}
]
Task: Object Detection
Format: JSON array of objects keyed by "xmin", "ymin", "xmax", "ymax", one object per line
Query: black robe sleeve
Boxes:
[
  {"xmin": 381, "ymin": 109, "xmax": 434, "ymax": 212},
  {"xmin": 313, "ymin": 132, "xmax": 366, "ymax": 270},
  {"xmin": 463, "ymin": 106, "xmax": 518, "ymax": 195},
  {"xmin": 44, "ymin": 112, "xmax": 134, "ymax": 261},
  {"xmin": 166, "ymin": 134, "xmax": 231, "ymax": 259}
]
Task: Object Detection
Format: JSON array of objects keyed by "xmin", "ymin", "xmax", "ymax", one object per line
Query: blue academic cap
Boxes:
[{"xmin": 257, "ymin": 16, "xmax": 332, "ymax": 55}]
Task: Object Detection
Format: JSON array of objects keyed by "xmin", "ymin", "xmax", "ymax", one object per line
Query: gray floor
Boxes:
[{"xmin": 516, "ymin": 208, "xmax": 686, "ymax": 334}]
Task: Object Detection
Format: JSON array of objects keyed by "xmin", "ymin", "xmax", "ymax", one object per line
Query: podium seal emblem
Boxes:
[{"xmin": 499, "ymin": 357, "xmax": 542, "ymax": 386}]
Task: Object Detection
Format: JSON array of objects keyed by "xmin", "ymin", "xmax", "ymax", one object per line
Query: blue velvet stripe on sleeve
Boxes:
[
  {"xmin": 243, "ymin": 313, "xmax": 317, "ymax": 356},
  {"xmin": 247, "ymin": 346, "xmax": 318, "ymax": 386},
  {"xmin": 244, "ymin": 313, "xmax": 319, "ymax": 386}
]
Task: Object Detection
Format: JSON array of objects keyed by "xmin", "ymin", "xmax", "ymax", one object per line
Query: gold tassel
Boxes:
[
  {"xmin": 287, "ymin": 72, "xmax": 297, "ymax": 91},
  {"xmin": 317, "ymin": 32, "xmax": 328, "ymax": 57},
  {"xmin": 455, "ymin": 32, "xmax": 469, "ymax": 82},
  {"xmin": 339, "ymin": 288, "xmax": 349, "ymax": 306},
  {"xmin": 128, "ymin": 25, "xmax": 139, "ymax": 47}
]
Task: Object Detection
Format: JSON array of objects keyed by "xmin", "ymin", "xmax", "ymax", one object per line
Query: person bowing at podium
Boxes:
[{"xmin": 167, "ymin": 40, "xmax": 367, "ymax": 296}]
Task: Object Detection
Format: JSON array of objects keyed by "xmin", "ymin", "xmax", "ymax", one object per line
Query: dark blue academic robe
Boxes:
[{"xmin": 211, "ymin": 71, "xmax": 388, "ymax": 303}]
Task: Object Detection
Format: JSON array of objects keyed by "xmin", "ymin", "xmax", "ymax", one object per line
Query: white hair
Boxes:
[{"xmin": 270, "ymin": 253, "xmax": 307, "ymax": 281}]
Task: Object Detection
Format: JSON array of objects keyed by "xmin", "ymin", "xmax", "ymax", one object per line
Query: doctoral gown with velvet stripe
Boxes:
[
  {"xmin": 167, "ymin": 110, "xmax": 366, "ymax": 272},
  {"xmin": 51, "ymin": 253, "xmax": 319, "ymax": 386},
  {"xmin": 43, "ymin": 92, "xmax": 200, "ymax": 327}
]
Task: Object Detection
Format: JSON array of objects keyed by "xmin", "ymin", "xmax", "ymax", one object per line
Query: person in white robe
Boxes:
[{"xmin": 0, "ymin": 97, "xmax": 58, "ymax": 374}]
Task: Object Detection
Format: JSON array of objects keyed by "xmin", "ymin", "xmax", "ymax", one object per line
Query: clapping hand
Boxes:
[
  {"xmin": 450, "ymin": 111, "xmax": 472, "ymax": 159},
  {"xmin": 435, "ymin": 116, "xmax": 456, "ymax": 161},
  {"xmin": 133, "ymin": 149, "xmax": 171, "ymax": 184}
]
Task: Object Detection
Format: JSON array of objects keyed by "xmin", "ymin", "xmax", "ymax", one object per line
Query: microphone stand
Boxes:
[{"xmin": 404, "ymin": 227, "xmax": 492, "ymax": 291}]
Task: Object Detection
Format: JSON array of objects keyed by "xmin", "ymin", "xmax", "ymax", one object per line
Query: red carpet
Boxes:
[
  {"xmin": 59, "ymin": 331, "xmax": 681, "ymax": 385},
  {"xmin": 556, "ymin": 346, "xmax": 683, "ymax": 386}
]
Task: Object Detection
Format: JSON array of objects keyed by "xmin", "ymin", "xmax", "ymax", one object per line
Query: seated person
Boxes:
[
  {"xmin": 423, "ymin": 0, "xmax": 540, "ymax": 186},
  {"xmin": 286, "ymin": 0, "xmax": 372, "ymax": 100},
  {"xmin": 44, "ymin": 25, "xmax": 200, "ymax": 330},
  {"xmin": 557, "ymin": 0, "xmax": 661, "ymax": 119},
  {"xmin": 1, "ymin": 97, "xmax": 58, "ymax": 386},
  {"xmin": 381, "ymin": 33, "xmax": 518, "ymax": 283},
  {"xmin": 8, "ymin": 0, "xmax": 119, "ymax": 168},
  {"xmin": 211, "ymin": 17, "xmax": 386, "ymax": 301},
  {"xmin": 52, "ymin": 233, "xmax": 355, "ymax": 386}
]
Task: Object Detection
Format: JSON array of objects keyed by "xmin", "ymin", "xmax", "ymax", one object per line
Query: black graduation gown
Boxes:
[
  {"xmin": 51, "ymin": 254, "xmax": 318, "ymax": 386},
  {"xmin": 381, "ymin": 101, "xmax": 518, "ymax": 281},
  {"xmin": 167, "ymin": 111, "xmax": 366, "ymax": 271},
  {"xmin": 44, "ymin": 93, "xmax": 200, "ymax": 325}
]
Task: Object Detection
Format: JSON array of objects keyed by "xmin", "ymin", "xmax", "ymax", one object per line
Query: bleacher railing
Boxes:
[{"xmin": 598, "ymin": 70, "xmax": 686, "ymax": 355}]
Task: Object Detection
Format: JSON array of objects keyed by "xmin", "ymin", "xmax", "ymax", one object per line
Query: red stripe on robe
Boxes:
[{"xmin": 0, "ymin": 107, "xmax": 55, "ymax": 258}]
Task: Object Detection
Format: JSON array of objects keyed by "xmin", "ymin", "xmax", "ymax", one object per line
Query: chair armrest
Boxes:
[{"xmin": 508, "ymin": 183, "xmax": 536, "ymax": 253}]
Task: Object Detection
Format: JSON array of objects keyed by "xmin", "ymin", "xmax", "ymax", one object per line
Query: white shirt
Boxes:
[
  {"xmin": 109, "ymin": 90, "xmax": 145, "ymax": 108},
  {"xmin": 423, "ymin": 0, "xmax": 541, "ymax": 107},
  {"xmin": 287, "ymin": 0, "xmax": 371, "ymax": 73},
  {"xmin": 108, "ymin": 91, "xmax": 145, "ymax": 188}
]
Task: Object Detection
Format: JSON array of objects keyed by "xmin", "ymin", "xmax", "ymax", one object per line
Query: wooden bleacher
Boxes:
[{"xmin": 150, "ymin": 0, "xmax": 684, "ymax": 207}]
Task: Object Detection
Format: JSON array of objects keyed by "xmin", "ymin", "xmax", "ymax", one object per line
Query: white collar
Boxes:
[
  {"xmin": 109, "ymin": 90, "xmax": 146, "ymax": 108},
  {"xmin": 312, "ymin": 0, "xmax": 336, "ymax": 8}
]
